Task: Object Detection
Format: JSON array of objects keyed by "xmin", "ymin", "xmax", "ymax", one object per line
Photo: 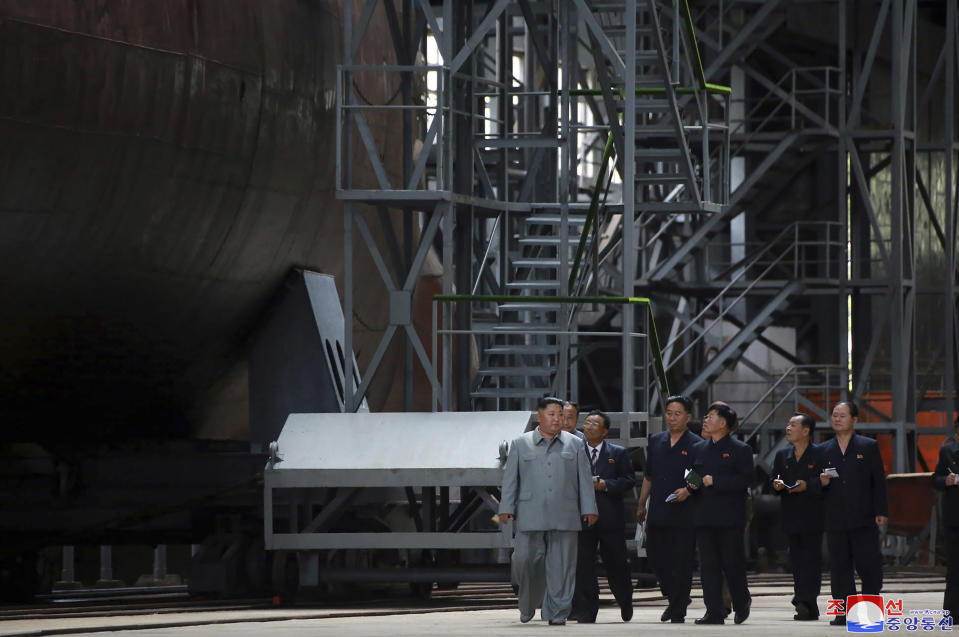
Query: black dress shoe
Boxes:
[
  {"xmin": 660, "ymin": 608, "xmax": 672, "ymax": 622},
  {"xmin": 520, "ymin": 611, "xmax": 534, "ymax": 623},
  {"xmin": 830, "ymin": 615, "xmax": 847, "ymax": 626},
  {"xmin": 694, "ymin": 613, "xmax": 725, "ymax": 625},
  {"xmin": 794, "ymin": 614, "xmax": 819, "ymax": 621},
  {"xmin": 548, "ymin": 618, "xmax": 566, "ymax": 626},
  {"xmin": 734, "ymin": 597, "xmax": 751, "ymax": 625},
  {"xmin": 794, "ymin": 602, "xmax": 811, "ymax": 621},
  {"xmin": 621, "ymin": 605, "xmax": 633, "ymax": 622},
  {"xmin": 671, "ymin": 616, "xmax": 686, "ymax": 623}
]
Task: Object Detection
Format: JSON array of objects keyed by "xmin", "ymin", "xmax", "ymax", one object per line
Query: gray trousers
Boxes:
[{"xmin": 512, "ymin": 530, "xmax": 578, "ymax": 621}]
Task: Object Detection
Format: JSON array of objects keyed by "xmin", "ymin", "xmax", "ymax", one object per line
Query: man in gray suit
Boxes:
[{"xmin": 500, "ymin": 396, "xmax": 598, "ymax": 625}]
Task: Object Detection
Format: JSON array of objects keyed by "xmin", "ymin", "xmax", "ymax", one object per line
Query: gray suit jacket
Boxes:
[{"xmin": 499, "ymin": 429, "xmax": 598, "ymax": 531}]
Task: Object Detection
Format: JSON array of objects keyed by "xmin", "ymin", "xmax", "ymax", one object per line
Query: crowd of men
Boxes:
[{"xmin": 495, "ymin": 394, "xmax": 946, "ymax": 626}]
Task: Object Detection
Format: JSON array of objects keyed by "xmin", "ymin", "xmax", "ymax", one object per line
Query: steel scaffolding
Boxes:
[{"xmin": 337, "ymin": 0, "xmax": 958, "ymax": 472}]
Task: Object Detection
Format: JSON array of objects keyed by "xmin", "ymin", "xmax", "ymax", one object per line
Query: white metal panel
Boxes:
[{"xmin": 271, "ymin": 411, "xmax": 531, "ymax": 471}]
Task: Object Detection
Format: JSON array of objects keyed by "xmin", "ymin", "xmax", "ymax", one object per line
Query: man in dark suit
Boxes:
[
  {"xmin": 933, "ymin": 417, "xmax": 959, "ymax": 619},
  {"xmin": 636, "ymin": 394, "xmax": 703, "ymax": 623},
  {"xmin": 571, "ymin": 410, "xmax": 635, "ymax": 623},
  {"xmin": 563, "ymin": 400, "xmax": 585, "ymax": 439},
  {"xmin": 772, "ymin": 412, "xmax": 824, "ymax": 620},
  {"xmin": 690, "ymin": 402, "xmax": 753, "ymax": 625},
  {"xmin": 819, "ymin": 400, "xmax": 888, "ymax": 627}
]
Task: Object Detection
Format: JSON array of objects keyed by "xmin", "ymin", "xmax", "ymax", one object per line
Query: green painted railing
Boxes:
[
  {"xmin": 565, "ymin": 0, "xmax": 730, "ymax": 297},
  {"xmin": 433, "ymin": 294, "xmax": 670, "ymax": 399},
  {"xmin": 567, "ymin": 130, "xmax": 615, "ymax": 296},
  {"xmin": 680, "ymin": 0, "xmax": 731, "ymax": 95}
]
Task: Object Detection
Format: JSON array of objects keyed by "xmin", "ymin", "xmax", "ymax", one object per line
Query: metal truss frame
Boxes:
[{"xmin": 336, "ymin": 1, "xmax": 956, "ymax": 474}]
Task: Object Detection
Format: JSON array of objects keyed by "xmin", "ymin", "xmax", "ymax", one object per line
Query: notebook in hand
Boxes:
[{"xmin": 684, "ymin": 468, "xmax": 703, "ymax": 489}]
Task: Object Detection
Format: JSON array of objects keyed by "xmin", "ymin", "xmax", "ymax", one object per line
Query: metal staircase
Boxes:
[
  {"xmin": 470, "ymin": 207, "xmax": 593, "ymax": 407},
  {"xmin": 733, "ymin": 365, "xmax": 845, "ymax": 471},
  {"xmin": 580, "ymin": 0, "xmax": 729, "ymax": 213},
  {"xmin": 468, "ymin": 0, "xmax": 730, "ymax": 410},
  {"xmin": 659, "ymin": 221, "xmax": 842, "ymax": 401}
]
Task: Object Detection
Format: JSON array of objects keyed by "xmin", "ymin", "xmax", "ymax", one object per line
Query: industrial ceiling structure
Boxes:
[{"xmin": 338, "ymin": 0, "xmax": 958, "ymax": 473}]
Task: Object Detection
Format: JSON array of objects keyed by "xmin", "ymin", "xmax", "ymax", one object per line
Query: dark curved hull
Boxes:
[{"xmin": 0, "ymin": 1, "xmax": 392, "ymax": 439}]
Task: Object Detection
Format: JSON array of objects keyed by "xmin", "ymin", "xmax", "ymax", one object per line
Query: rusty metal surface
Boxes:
[{"xmin": 0, "ymin": 1, "xmax": 399, "ymax": 439}]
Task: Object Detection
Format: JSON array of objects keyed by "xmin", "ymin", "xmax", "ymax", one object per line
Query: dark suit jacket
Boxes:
[
  {"xmin": 693, "ymin": 433, "xmax": 754, "ymax": 528},
  {"xmin": 584, "ymin": 440, "xmax": 636, "ymax": 531},
  {"xmin": 645, "ymin": 429, "xmax": 704, "ymax": 527},
  {"xmin": 771, "ymin": 443, "xmax": 824, "ymax": 533},
  {"xmin": 933, "ymin": 437, "xmax": 959, "ymax": 528},
  {"xmin": 820, "ymin": 434, "xmax": 888, "ymax": 531}
]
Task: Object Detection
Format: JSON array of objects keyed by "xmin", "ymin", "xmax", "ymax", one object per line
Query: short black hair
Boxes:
[
  {"xmin": 537, "ymin": 395, "xmax": 564, "ymax": 410},
  {"xmin": 564, "ymin": 400, "xmax": 579, "ymax": 412},
  {"xmin": 665, "ymin": 395, "xmax": 693, "ymax": 414},
  {"xmin": 707, "ymin": 402, "xmax": 738, "ymax": 431},
  {"xmin": 834, "ymin": 400, "xmax": 859, "ymax": 418},
  {"xmin": 587, "ymin": 409, "xmax": 610, "ymax": 430},
  {"xmin": 792, "ymin": 412, "xmax": 816, "ymax": 433}
]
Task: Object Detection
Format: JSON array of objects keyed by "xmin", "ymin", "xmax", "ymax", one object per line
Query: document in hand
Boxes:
[
  {"xmin": 823, "ymin": 467, "xmax": 839, "ymax": 477},
  {"xmin": 684, "ymin": 468, "xmax": 703, "ymax": 489},
  {"xmin": 635, "ymin": 521, "xmax": 646, "ymax": 557},
  {"xmin": 665, "ymin": 492, "xmax": 679, "ymax": 503}
]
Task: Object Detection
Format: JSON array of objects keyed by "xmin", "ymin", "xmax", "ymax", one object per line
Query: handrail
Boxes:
[
  {"xmin": 729, "ymin": 66, "xmax": 841, "ymax": 144},
  {"xmin": 738, "ymin": 365, "xmax": 832, "ymax": 426},
  {"xmin": 663, "ymin": 221, "xmax": 841, "ymax": 370},
  {"xmin": 434, "ymin": 294, "xmax": 670, "ymax": 399},
  {"xmin": 739, "ymin": 365, "xmax": 845, "ymax": 446},
  {"xmin": 665, "ymin": 246, "xmax": 792, "ymax": 369},
  {"xmin": 471, "ymin": 212, "xmax": 502, "ymax": 295},
  {"xmin": 566, "ymin": 0, "xmax": 733, "ymax": 297},
  {"xmin": 663, "ymin": 223, "xmax": 797, "ymax": 357},
  {"xmin": 568, "ymin": 131, "xmax": 615, "ymax": 295},
  {"xmin": 679, "ymin": 0, "xmax": 731, "ymax": 95}
]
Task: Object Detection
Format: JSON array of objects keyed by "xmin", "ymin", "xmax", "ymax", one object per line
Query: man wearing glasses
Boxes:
[{"xmin": 571, "ymin": 410, "xmax": 635, "ymax": 623}]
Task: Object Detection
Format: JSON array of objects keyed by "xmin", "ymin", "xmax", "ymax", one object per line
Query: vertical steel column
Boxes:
[
  {"xmin": 451, "ymin": 1, "xmax": 474, "ymax": 411},
  {"xmin": 153, "ymin": 544, "xmax": 168, "ymax": 581},
  {"xmin": 838, "ymin": 0, "xmax": 850, "ymax": 399},
  {"xmin": 496, "ymin": 11, "xmax": 510, "ymax": 302},
  {"xmin": 558, "ymin": 0, "xmax": 570, "ymax": 399},
  {"xmin": 343, "ymin": 1, "xmax": 356, "ymax": 413},
  {"xmin": 622, "ymin": 0, "xmax": 637, "ymax": 414},
  {"xmin": 98, "ymin": 546, "xmax": 116, "ymax": 585},
  {"xmin": 59, "ymin": 546, "xmax": 75, "ymax": 587},
  {"xmin": 889, "ymin": 0, "xmax": 917, "ymax": 428},
  {"xmin": 402, "ymin": 0, "xmax": 415, "ymax": 413},
  {"xmin": 442, "ymin": 200, "xmax": 454, "ymax": 411},
  {"xmin": 945, "ymin": 0, "xmax": 957, "ymax": 426}
]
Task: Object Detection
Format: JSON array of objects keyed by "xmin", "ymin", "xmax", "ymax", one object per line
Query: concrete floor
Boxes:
[{"xmin": 1, "ymin": 574, "xmax": 948, "ymax": 636}]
